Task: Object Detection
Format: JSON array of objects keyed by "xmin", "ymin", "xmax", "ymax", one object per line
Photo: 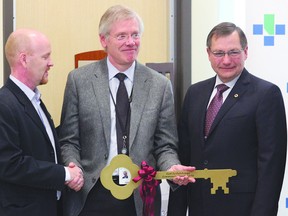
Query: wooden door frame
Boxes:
[{"xmin": 3, "ymin": 0, "xmax": 14, "ymax": 83}]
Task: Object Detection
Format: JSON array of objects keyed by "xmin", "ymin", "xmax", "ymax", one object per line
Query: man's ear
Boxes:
[
  {"xmin": 99, "ymin": 34, "xmax": 107, "ymax": 49},
  {"xmin": 19, "ymin": 52, "xmax": 27, "ymax": 67}
]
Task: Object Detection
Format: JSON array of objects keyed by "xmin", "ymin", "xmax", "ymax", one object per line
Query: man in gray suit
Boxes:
[{"xmin": 59, "ymin": 5, "xmax": 195, "ymax": 216}]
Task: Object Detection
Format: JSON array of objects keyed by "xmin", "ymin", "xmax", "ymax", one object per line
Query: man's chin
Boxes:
[{"xmin": 40, "ymin": 79, "xmax": 48, "ymax": 85}]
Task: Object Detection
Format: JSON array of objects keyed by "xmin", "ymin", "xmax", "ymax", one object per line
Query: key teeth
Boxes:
[
  {"xmin": 224, "ymin": 188, "xmax": 229, "ymax": 194},
  {"xmin": 211, "ymin": 188, "xmax": 216, "ymax": 194},
  {"xmin": 211, "ymin": 187, "xmax": 229, "ymax": 194}
]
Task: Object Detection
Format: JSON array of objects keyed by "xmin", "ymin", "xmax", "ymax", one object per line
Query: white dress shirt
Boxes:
[
  {"xmin": 207, "ymin": 74, "xmax": 241, "ymax": 108},
  {"xmin": 106, "ymin": 59, "xmax": 134, "ymax": 165}
]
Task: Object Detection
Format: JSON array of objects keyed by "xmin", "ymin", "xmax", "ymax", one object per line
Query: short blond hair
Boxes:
[{"xmin": 99, "ymin": 5, "xmax": 144, "ymax": 37}]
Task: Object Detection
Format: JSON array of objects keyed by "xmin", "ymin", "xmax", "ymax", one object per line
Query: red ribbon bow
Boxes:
[{"xmin": 133, "ymin": 161, "xmax": 160, "ymax": 216}]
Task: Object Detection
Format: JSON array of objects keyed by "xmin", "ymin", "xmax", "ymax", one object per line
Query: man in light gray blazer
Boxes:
[{"xmin": 59, "ymin": 5, "xmax": 194, "ymax": 216}]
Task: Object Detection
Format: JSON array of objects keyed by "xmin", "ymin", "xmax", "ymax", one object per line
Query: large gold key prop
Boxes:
[
  {"xmin": 100, "ymin": 155, "xmax": 237, "ymax": 200},
  {"xmin": 155, "ymin": 168, "xmax": 237, "ymax": 194}
]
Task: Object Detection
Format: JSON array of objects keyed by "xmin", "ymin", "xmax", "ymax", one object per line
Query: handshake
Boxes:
[{"xmin": 65, "ymin": 162, "xmax": 84, "ymax": 192}]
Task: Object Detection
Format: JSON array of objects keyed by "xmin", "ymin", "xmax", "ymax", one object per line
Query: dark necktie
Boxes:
[
  {"xmin": 205, "ymin": 84, "xmax": 229, "ymax": 136},
  {"xmin": 115, "ymin": 73, "xmax": 130, "ymax": 154}
]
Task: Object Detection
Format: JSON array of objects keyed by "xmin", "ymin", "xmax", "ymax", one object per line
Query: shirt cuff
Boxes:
[{"xmin": 64, "ymin": 167, "xmax": 71, "ymax": 181}]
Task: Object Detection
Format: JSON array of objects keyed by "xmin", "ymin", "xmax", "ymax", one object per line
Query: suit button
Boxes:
[
  {"xmin": 92, "ymin": 177, "xmax": 96, "ymax": 183},
  {"xmin": 104, "ymin": 154, "xmax": 108, "ymax": 160},
  {"xmin": 203, "ymin": 160, "xmax": 208, "ymax": 165}
]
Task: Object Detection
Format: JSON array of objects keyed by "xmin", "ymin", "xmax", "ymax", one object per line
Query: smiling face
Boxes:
[
  {"xmin": 100, "ymin": 18, "xmax": 141, "ymax": 72},
  {"xmin": 207, "ymin": 31, "xmax": 248, "ymax": 83}
]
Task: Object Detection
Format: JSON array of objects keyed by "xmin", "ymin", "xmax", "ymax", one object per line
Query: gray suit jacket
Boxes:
[{"xmin": 59, "ymin": 59, "xmax": 180, "ymax": 216}]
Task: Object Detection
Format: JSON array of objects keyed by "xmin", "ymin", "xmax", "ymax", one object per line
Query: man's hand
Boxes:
[
  {"xmin": 66, "ymin": 162, "xmax": 84, "ymax": 192},
  {"xmin": 168, "ymin": 164, "xmax": 196, "ymax": 185}
]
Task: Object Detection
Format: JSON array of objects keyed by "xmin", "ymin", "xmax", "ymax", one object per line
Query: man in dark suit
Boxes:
[
  {"xmin": 58, "ymin": 5, "xmax": 195, "ymax": 216},
  {"xmin": 0, "ymin": 29, "xmax": 84, "ymax": 216},
  {"xmin": 168, "ymin": 22, "xmax": 287, "ymax": 216}
]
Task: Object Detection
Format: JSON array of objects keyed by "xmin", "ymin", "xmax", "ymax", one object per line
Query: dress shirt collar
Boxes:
[
  {"xmin": 9, "ymin": 75, "xmax": 40, "ymax": 102},
  {"xmin": 107, "ymin": 58, "xmax": 135, "ymax": 83},
  {"xmin": 214, "ymin": 73, "xmax": 241, "ymax": 89}
]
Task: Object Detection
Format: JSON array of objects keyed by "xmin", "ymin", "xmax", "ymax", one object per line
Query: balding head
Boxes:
[
  {"xmin": 5, "ymin": 29, "xmax": 49, "ymax": 67},
  {"xmin": 4, "ymin": 29, "xmax": 53, "ymax": 90}
]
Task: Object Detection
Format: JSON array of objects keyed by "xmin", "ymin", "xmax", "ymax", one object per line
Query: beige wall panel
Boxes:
[{"xmin": 16, "ymin": 0, "xmax": 170, "ymax": 125}]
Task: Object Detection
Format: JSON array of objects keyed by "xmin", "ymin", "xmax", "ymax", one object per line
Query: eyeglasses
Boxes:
[
  {"xmin": 110, "ymin": 33, "xmax": 141, "ymax": 42},
  {"xmin": 210, "ymin": 49, "xmax": 243, "ymax": 58}
]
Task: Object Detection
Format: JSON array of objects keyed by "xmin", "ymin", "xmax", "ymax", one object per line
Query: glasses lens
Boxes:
[
  {"xmin": 212, "ymin": 52, "xmax": 225, "ymax": 57},
  {"xmin": 115, "ymin": 33, "xmax": 140, "ymax": 41},
  {"xmin": 211, "ymin": 49, "xmax": 242, "ymax": 58},
  {"xmin": 228, "ymin": 50, "xmax": 242, "ymax": 57},
  {"xmin": 117, "ymin": 34, "xmax": 127, "ymax": 41}
]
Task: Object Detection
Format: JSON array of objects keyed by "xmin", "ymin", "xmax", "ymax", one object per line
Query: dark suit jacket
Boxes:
[
  {"xmin": 0, "ymin": 79, "xmax": 66, "ymax": 216},
  {"xmin": 168, "ymin": 69, "xmax": 287, "ymax": 216},
  {"xmin": 59, "ymin": 59, "xmax": 180, "ymax": 216}
]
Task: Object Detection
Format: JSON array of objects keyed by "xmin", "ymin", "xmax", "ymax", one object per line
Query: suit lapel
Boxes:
[
  {"xmin": 129, "ymin": 63, "xmax": 152, "ymax": 146},
  {"xmin": 5, "ymin": 79, "xmax": 54, "ymax": 145},
  {"xmin": 91, "ymin": 60, "xmax": 111, "ymax": 150},
  {"xmin": 40, "ymin": 100, "xmax": 62, "ymax": 162},
  {"xmin": 90, "ymin": 61, "xmax": 156, "ymax": 150},
  {"xmin": 209, "ymin": 69, "xmax": 250, "ymax": 135}
]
